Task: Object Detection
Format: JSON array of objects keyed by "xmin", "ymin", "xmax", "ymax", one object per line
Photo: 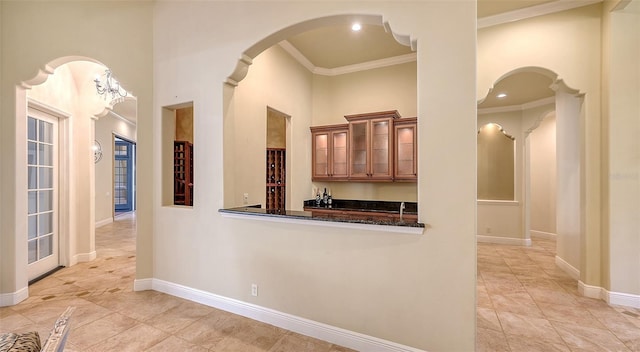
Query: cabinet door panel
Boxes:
[
  {"xmin": 331, "ymin": 131, "xmax": 348, "ymax": 178},
  {"xmin": 394, "ymin": 120, "xmax": 417, "ymax": 181},
  {"xmin": 313, "ymin": 133, "xmax": 329, "ymax": 178},
  {"xmin": 349, "ymin": 122, "xmax": 369, "ymax": 178},
  {"xmin": 370, "ymin": 119, "xmax": 392, "ymax": 179}
]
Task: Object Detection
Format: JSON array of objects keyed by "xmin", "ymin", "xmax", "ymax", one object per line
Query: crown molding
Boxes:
[
  {"xmin": 478, "ymin": 96, "xmax": 555, "ymax": 115},
  {"xmin": 478, "ymin": 0, "xmax": 602, "ymax": 29},
  {"xmin": 278, "ymin": 40, "xmax": 416, "ymax": 77}
]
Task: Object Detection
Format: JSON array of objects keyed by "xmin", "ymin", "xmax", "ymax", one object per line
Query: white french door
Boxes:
[{"xmin": 27, "ymin": 110, "xmax": 59, "ymax": 281}]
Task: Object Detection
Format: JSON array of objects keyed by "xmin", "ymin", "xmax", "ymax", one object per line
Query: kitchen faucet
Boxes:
[{"xmin": 400, "ymin": 202, "xmax": 405, "ymax": 221}]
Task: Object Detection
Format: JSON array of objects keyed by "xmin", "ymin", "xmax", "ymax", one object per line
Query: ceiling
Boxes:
[{"xmin": 284, "ymin": 0, "xmax": 588, "ymax": 108}]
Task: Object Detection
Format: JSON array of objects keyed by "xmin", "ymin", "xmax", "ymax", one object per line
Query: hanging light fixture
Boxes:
[{"xmin": 94, "ymin": 69, "xmax": 127, "ymax": 99}]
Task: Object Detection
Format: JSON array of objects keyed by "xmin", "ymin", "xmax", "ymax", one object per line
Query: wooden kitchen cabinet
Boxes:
[
  {"xmin": 394, "ymin": 117, "xmax": 417, "ymax": 181},
  {"xmin": 345, "ymin": 110, "xmax": 399, "ymax": 181},
  {"xmin": 310, "ymin": 124, "xmax": 349, "ymax": 181}
]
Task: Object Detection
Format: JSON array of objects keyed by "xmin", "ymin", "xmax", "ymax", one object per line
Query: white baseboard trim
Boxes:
[
  {"xmin": 579, "ymin": 281, "xmax": 640, "ymax": 309},
  {"xmin": 134, "ymin": 278, "xmax": 153, "ymax": 291},
  {"xmin": 555, "ymin": 255, "xmax": 580, "ymax": 280},
  {"xmin": 608, "ymin": 290, "xmax": 640, "ymax": 308},
  {"xmin": 530, "ymin": 230, "xmax": 556, "ymax": 239},
  {"xmin": 95, "ymin": 217, "xmax": 113, "ymax": 228},
  {"xmin": 477, "ymin": 235, "xmax": 532, "ymax": 246},
  {"xmin": 0, "ymin": 286, "xmax": 28, "ymax": 307},
  {"xmin": 72, "ymin": 251, "xmax": 97, "ymax": 266},
  {"xmin": 136, "ymin": 278, "xmax": 426, "ymax": 352},
  {"xmin": 578, "ymin": 281, "xmax": 605, "ymax": 300}
]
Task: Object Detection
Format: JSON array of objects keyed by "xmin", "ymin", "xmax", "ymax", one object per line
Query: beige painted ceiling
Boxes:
[
  {"xmin": 284, "ymin": 0, "xmax": 571, "ymax": 108},
  {"xmin": 478, "ymin": 72, "xmax": 555, "ymax": 108}
]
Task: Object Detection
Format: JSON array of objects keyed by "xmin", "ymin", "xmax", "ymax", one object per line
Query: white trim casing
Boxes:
[
  {"xmin": 134, "ymin": 278, "xmax": 427, "ymax": 352},
  {"xmin": 95, "ymin": 217, "xmax": 114, "ymax": 228},
  {"xmin": 477, "ymin": 0, "xmax": 602, "ymax": 29},
  {"xmin": 555, "ymin": 255, "xmax": 580, "ymax": 280},
  {"xmin": 477, "ymin": 235, "xmax": 532, "ymax": 246},
  {"xmin": 70, "ymin": 251, "xmax": 97, "ymax": 266},
  {"xmin": 579, "ymin": 281, "xmax": 640, "ymax": 309},
  {"xmin": 0, "ymin": 287, "xmax": 29, "ymax": 307},
  {"xmin": 529, "ymin": 230, "xmax": 557, "ymax": 239},
  {"xmin": 278, "ymin": 40, "xmax": 417, "ymax": 77}
]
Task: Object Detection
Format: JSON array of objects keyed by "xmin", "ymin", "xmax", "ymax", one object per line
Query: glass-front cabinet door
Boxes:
[
  {"xmin": 369, "ymin": 118, "xmax": 393, "ymax": 180},
  {"xmin": 346, "ymin": 111, "xmax": 398, "ymax": 181},
  {"xmin": 311, "ymin": 124, "xmax": 349, "ymax": 181},
  {"xmin": 394, "ymin": 117, "xmax": 418, "ymax": 181},
  {"xmin": 349, "ymin": 120, "xmax": 369, "ymax": 179},
  {"xmin": 330, "ymin": 129, "xmax": 349, "ymax": 179}
]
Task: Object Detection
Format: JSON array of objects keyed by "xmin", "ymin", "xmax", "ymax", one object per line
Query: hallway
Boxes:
[{"xmin": 477, "ymin": 236, "xmax": 640, "ymax": 351}]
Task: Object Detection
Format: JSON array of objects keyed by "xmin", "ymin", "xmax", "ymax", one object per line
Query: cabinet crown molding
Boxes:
[{"xmin": 344, "ymin": 110, "xmax": 401, "ymax": 122}]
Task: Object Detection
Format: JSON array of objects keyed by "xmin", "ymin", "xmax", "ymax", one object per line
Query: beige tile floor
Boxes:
[
  {"xmin": 3, "ymin": 214, "xmax": 639, "ymax": 351},
  {"xmin": 0, "ymin": 213, "xmax": 354, "ymax": 352},
  {"xmin": 477, "ymin": 235, "xmax": 640, "ymax": 351}
]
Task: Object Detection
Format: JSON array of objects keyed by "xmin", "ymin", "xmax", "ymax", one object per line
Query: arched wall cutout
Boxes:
[
  {"xmin": 478, "ymin": 122, "xmax": 516, "ymax": 140},
  {"xmin": 478, "ymin": 66, "xmax": 582, "ymax": 106},
  {"xmin": 226, "ymin": 14, "xmax": 416, "ymax": 86},
  {"xmin": 19, "ymin": 56, "xmax": 139, "ymax": 120}
]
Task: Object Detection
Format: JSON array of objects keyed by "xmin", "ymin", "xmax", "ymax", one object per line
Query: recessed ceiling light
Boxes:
[
  {"xmin": 351, "ymin": 23, "xmax": 362, "ymax": 31},
  {"xmin": 496, "ymin": 93, "xmax": 507, "ymax": 98}
]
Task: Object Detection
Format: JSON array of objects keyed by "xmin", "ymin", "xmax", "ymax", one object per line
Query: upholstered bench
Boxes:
[{"xmin": 0, "ymin": 306, "xmax": 75, "ymax": 352}]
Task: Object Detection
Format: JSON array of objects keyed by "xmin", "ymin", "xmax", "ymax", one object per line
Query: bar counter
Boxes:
[{"xmin": 218, "ymin": 200, "xmax": 424, "ymax": 234}]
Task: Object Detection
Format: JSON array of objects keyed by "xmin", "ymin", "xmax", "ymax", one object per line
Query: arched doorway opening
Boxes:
[
  {"xmin": 18, "ymin": 57, "xmax": 138, "ymax": 285},
  {"xmin": 477, "ymin": 66, "xmax": 584, "ymax": 279},
  {"xmin": 222, "ymin": 14, "xmax": 418, "ymax": 211}
]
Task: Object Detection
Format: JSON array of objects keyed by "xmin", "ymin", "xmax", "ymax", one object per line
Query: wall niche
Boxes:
[{"xmin": 477, "ymin": 123, "xmax": 515, "ymax": 200}]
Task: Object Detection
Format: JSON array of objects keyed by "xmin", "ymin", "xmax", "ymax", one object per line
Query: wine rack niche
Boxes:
[
  {"xmin": 174, "ymin": 141, "xmax": 193, "ymax": 206},
  {"xmin": 266, "ymin": 148, "xmax": 285, "ymax": 210}
]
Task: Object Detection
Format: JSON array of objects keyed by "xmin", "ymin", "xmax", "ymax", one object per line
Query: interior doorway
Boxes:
[
  {"xmin": 27, "ymin": 108, "xmax": 61, "ymax": 281},
  {"xmin": 114, "ymin": 136, "xmax": 136, "ymax": 215}
]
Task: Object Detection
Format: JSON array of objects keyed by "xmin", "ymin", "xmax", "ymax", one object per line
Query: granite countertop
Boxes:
[{"xmin": 219, "ymin": 200, "xmax": 423, "ymax": 229}]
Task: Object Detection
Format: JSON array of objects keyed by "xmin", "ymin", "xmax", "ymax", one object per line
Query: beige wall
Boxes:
[
  {"xmin": 230, "ymin": 44, "xmax": 313, "ymax": 209},
  {"xmin": 477, "ymin": 111, "xmax": 522, "ymax": 239},
  {"xmin": 312, "ymin": 61, "xmax": 417, "ymax": 125},
  {"xmin": 529, "ymin": 113, "xmax": 557, "ymax": 235},
  {"xmin": 0, "ymin": 1, "xmax": 153, "ymax": 300},
  {"xmin": 477, "ymin": 123, "xmax": 515, "ymax": 201},
  {"xmin": 95, "ymin": 113, "xmax": 137, "ymax": 225},
  {"xmin": 155, "ymin": 2, "xmax": 476, "ymax": 350},
  {"xmin": 175, "ymin": 106, "xmax": 193, "ymax": 144},
  {"xmin": 606, "ymin": 0, "xmax": 640, "ymax": 296}
]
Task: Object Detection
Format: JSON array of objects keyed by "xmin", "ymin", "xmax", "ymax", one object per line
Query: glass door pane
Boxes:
[{"xmin": 26, "ymin": 112, "xmax": 58, "ymax": 281}]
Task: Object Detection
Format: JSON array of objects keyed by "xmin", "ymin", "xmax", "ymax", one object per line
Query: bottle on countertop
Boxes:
[
  {"xmin": 322, "ymin": 188, "xmax": 328, "ymax": 206},
  {"xmin": 327, "ymin": 190, "xmax": 333, "ymax": 208},
  {"xmin": 315, "ymin": 191, "xmax": 321, "ymax": 206}
]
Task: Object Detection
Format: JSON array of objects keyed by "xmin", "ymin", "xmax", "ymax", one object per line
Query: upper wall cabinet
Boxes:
[
  {"xmin": 345, "ymin": 110, "xmax": 400, "ymax": 181},
  {"xmin": 394, "ymin": 117, "xmax": 417, "ymax": 181},
  {"xmin": 310, "ymin": 124, "xmax": 349, "ymax": 181}
]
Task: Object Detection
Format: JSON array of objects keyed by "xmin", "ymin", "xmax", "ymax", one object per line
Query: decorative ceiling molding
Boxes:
[
  {"xmin": 478, "ymin": 0, "xmax": 602, "ymax": 29},
  {"xmin": 107, "ymin": 109, "xmax": 137, "ymax": 126},
  {"xmin": 278, "ymin": 40, "xmax": 416, "ymax": 76},
  {"xmin": 478, "ymin": 96, "xmax": 555, "ymax": 115}
]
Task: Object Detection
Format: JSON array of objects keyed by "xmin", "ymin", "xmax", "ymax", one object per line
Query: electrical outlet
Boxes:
[
  {"xmin": 251, "ymin": 283, "xmax": 258, "ymax": 297},
  {"xmin": 243, "ymin": 193, "xmax": 249, "ymax": 204}
]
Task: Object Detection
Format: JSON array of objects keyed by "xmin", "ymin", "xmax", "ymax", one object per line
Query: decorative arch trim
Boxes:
[
  {"xmin": 226, "ymin": 14, "xmax": 416, "ymax": 85},
  {"xmin": 478, "ymin": 122, "xmax": 516, "ymax": 141}
]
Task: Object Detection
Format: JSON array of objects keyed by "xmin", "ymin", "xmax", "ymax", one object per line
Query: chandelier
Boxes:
[{"xmin": 94, "ymin": 69, "xmax": 127, "ymax": 99}]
